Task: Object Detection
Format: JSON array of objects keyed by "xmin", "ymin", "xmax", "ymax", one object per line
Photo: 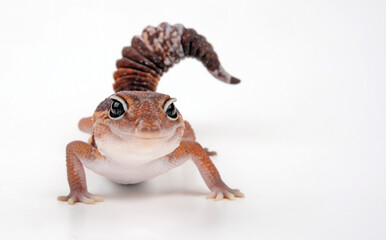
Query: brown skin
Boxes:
[
  {"xmin": 57, "ymin": 141, "xmax": 104, "ymax": 204},
  {"xmin": 113, "ymin": 23, "xmax": 241, "ymax": 92},
  {"xmin": 58, "ymin": 91, "xmax": 243, "ymax": 204}
]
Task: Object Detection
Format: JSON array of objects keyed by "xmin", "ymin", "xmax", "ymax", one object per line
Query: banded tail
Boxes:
[{"xmin": 113, "ymin": 22, "xmax": 241, "ymax": 92}]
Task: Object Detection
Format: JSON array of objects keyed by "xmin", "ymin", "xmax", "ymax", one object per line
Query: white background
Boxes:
[{"xmin": 0, "ymin": 0, "xmax": 385, "ymax": 239}]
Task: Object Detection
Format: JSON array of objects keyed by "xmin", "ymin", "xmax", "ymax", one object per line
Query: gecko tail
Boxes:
[{"xmin": 113, "ymin": 22, "xmax": 240, "ymax": 92}]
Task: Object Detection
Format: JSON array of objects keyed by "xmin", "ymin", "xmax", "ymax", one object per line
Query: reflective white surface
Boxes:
[{"xmin": 1, "ymin": 0, "xmax": 386, "ymax": 239}]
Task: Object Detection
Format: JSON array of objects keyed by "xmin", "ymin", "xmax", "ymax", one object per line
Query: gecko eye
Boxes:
[
  {"xmin": 164, "ymin": 98, "xmax": 178, "ymax": 120},
  {"xmin": 109, "ymin": 95, "xmax": 127, "ymax": 120}
]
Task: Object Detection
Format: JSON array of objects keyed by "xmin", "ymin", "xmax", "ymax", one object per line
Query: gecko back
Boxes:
[{"xmin": 113, "ymin": 22, "xmax": 240, "ymax": 92}]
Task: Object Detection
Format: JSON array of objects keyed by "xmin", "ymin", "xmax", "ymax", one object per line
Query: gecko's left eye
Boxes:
[
  {"xmin": 164, "ymin": 98, "xmax": 178, "ymax": 120},
  {"xmin": 109, "ymin": 95, "xmax": 127, "ymax": 120}
]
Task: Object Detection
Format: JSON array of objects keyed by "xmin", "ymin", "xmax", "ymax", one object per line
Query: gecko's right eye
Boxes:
[{"xmin": 109, "ymin": 96, "xmax": 127, "ymax": 120}]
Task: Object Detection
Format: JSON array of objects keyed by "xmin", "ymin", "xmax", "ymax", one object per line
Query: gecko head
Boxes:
[{"xmin": 91, "ymin": 91, "xmax": 185, "ymax": 161}]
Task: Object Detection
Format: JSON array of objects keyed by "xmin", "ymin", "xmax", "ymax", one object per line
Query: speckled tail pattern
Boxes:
[{"xmin": 113, "ymin": 22, "xmax": 240, "ymax": 92}]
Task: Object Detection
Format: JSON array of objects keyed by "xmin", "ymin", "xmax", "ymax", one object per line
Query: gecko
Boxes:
[{"xmin": 58, "ymin": 22, "xmax": 244, "ymax": 204}]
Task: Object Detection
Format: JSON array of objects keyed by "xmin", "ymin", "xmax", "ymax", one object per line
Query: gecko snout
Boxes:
[{"xmin": 135, "ymin": 119, "xmax": 161, "ymax": 136}]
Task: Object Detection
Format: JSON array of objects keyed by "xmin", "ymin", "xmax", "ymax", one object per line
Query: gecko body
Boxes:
[{"xmin": 58, "ymin": 23, "xmax": 244, "ymax": 204}]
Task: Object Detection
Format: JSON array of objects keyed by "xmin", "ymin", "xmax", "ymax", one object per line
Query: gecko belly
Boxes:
[{"xmin": 80, "ymin": 156, "xmax": 189, "ymax": 184}]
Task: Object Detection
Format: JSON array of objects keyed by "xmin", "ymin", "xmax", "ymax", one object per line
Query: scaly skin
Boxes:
[
  {"xmin": 169, "ymin": 141, "xmax": 243, "ymax": 200},
  {"xmin": 58, "ymin": 23, "xmax": 243, "ymax": 204},
  {"xmin": 57, "ymin": 141, "xmax": 104, "ymax": 204}
]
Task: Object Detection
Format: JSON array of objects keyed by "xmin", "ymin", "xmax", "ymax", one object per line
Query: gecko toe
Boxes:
[
  {"xmin": 203, "ymin": 148, "xmax": 217, "ymax": 156},
  {"xmin": 79, "ymin": 196, "xmax": 95, "ymax": 204},
  {"xmin": 68, "ymin": 196, "xmax": 77, "ymax": 205},
  {"xmin": 87, "ymin": 194, "xmax": 104, "ymax": 202},
  {"xmin": 224, "ymin": 191, "xmax": 235, "ymax": 200},
  {"xmin": 206, "ymin": 192, "xmax": 217, "ymax": 199},
  {"xmin": 232, "ymin": 189, "xmax": 245, "ymax": 198},
  {"xmin": 215, "ymin": 192, "xmax": 224, "ymax": 201},
  {"xmin": 57, "ymin": 195, "xmax": 69, "ymax": 202}
]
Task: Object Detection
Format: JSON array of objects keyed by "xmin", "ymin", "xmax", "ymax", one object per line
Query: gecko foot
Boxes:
[
  {"xmin": 57, "ymin": 192, "xmax": 104, "ymax": 205},
  {"xmin": 203, "ymin": 148, "xmax": 217, "ymax": 156},
  {"xmin": 206, "ymin": 188, "xmax": 245, "ymax": 201}
]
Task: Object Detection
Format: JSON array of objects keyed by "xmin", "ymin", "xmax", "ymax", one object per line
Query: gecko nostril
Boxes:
[
  {"xmin": 139, "ymin": 126, "xmax": 161, "ymax": 132},
  {"xmin": 136, "ymin": 120, "xmax": 161, "ymax": 134}
]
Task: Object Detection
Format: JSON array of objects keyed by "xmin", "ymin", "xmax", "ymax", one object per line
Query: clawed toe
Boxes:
[
  {"xmin": 203, "ymin": 148, "xmax": 217, "ymax": 156},
  {"xmin": 87, "ymin": 194, "xmax": 104, "ymax": 202},
  {"xmin": 232, "ymin": 189, "xmax": 245, "ymax": 198},
  {"xmin": 206, "ymin": 192, "xmax": 217, "ymax": 199},
  {"xmin": 57, "ymin": 195, "xmax": 69, "ymax": 201},
  {"xmin": 68, "ymin": 196, "xmax": 77, "ymax": 205},
  {"xmin": 224, "ymin": 191, "xmax": 235, "ymax": 200}
]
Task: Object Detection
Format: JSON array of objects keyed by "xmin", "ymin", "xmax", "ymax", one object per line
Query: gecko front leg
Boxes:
[
  {"xmin": 57, "ymin": 141, "xmax": 105, "ymax": 205},
  {"xmin": 169, "ymin": 141, "xmax": 244, "ymax": 201},
  {"xmin": 182, "ymin": 121, "xmax": 217, "ymax": 156}
]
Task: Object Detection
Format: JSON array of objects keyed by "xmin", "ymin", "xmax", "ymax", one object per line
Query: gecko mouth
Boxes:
[
  {"xmin": 95, "ymin": 124, "xmax": 184, "ymax": 159},
  {"xmin": 108, "ymin": 125, "xmax": 175, "ymax": 140}
]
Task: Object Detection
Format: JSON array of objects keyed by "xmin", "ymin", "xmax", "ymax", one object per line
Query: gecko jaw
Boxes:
[{"xmin": 108, "ymin": 125, "xmax": 176, "ymax": 141}]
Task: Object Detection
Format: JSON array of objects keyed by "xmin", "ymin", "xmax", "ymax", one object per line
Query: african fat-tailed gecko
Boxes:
[{"xmin": 58, "ymin": 23, "xmax": 244, "ymax": 204}]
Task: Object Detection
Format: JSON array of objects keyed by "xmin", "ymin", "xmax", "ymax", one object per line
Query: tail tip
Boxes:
[{"xmin": 230, "ymin": 77, "xmax": 241, "ymax": 84}]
